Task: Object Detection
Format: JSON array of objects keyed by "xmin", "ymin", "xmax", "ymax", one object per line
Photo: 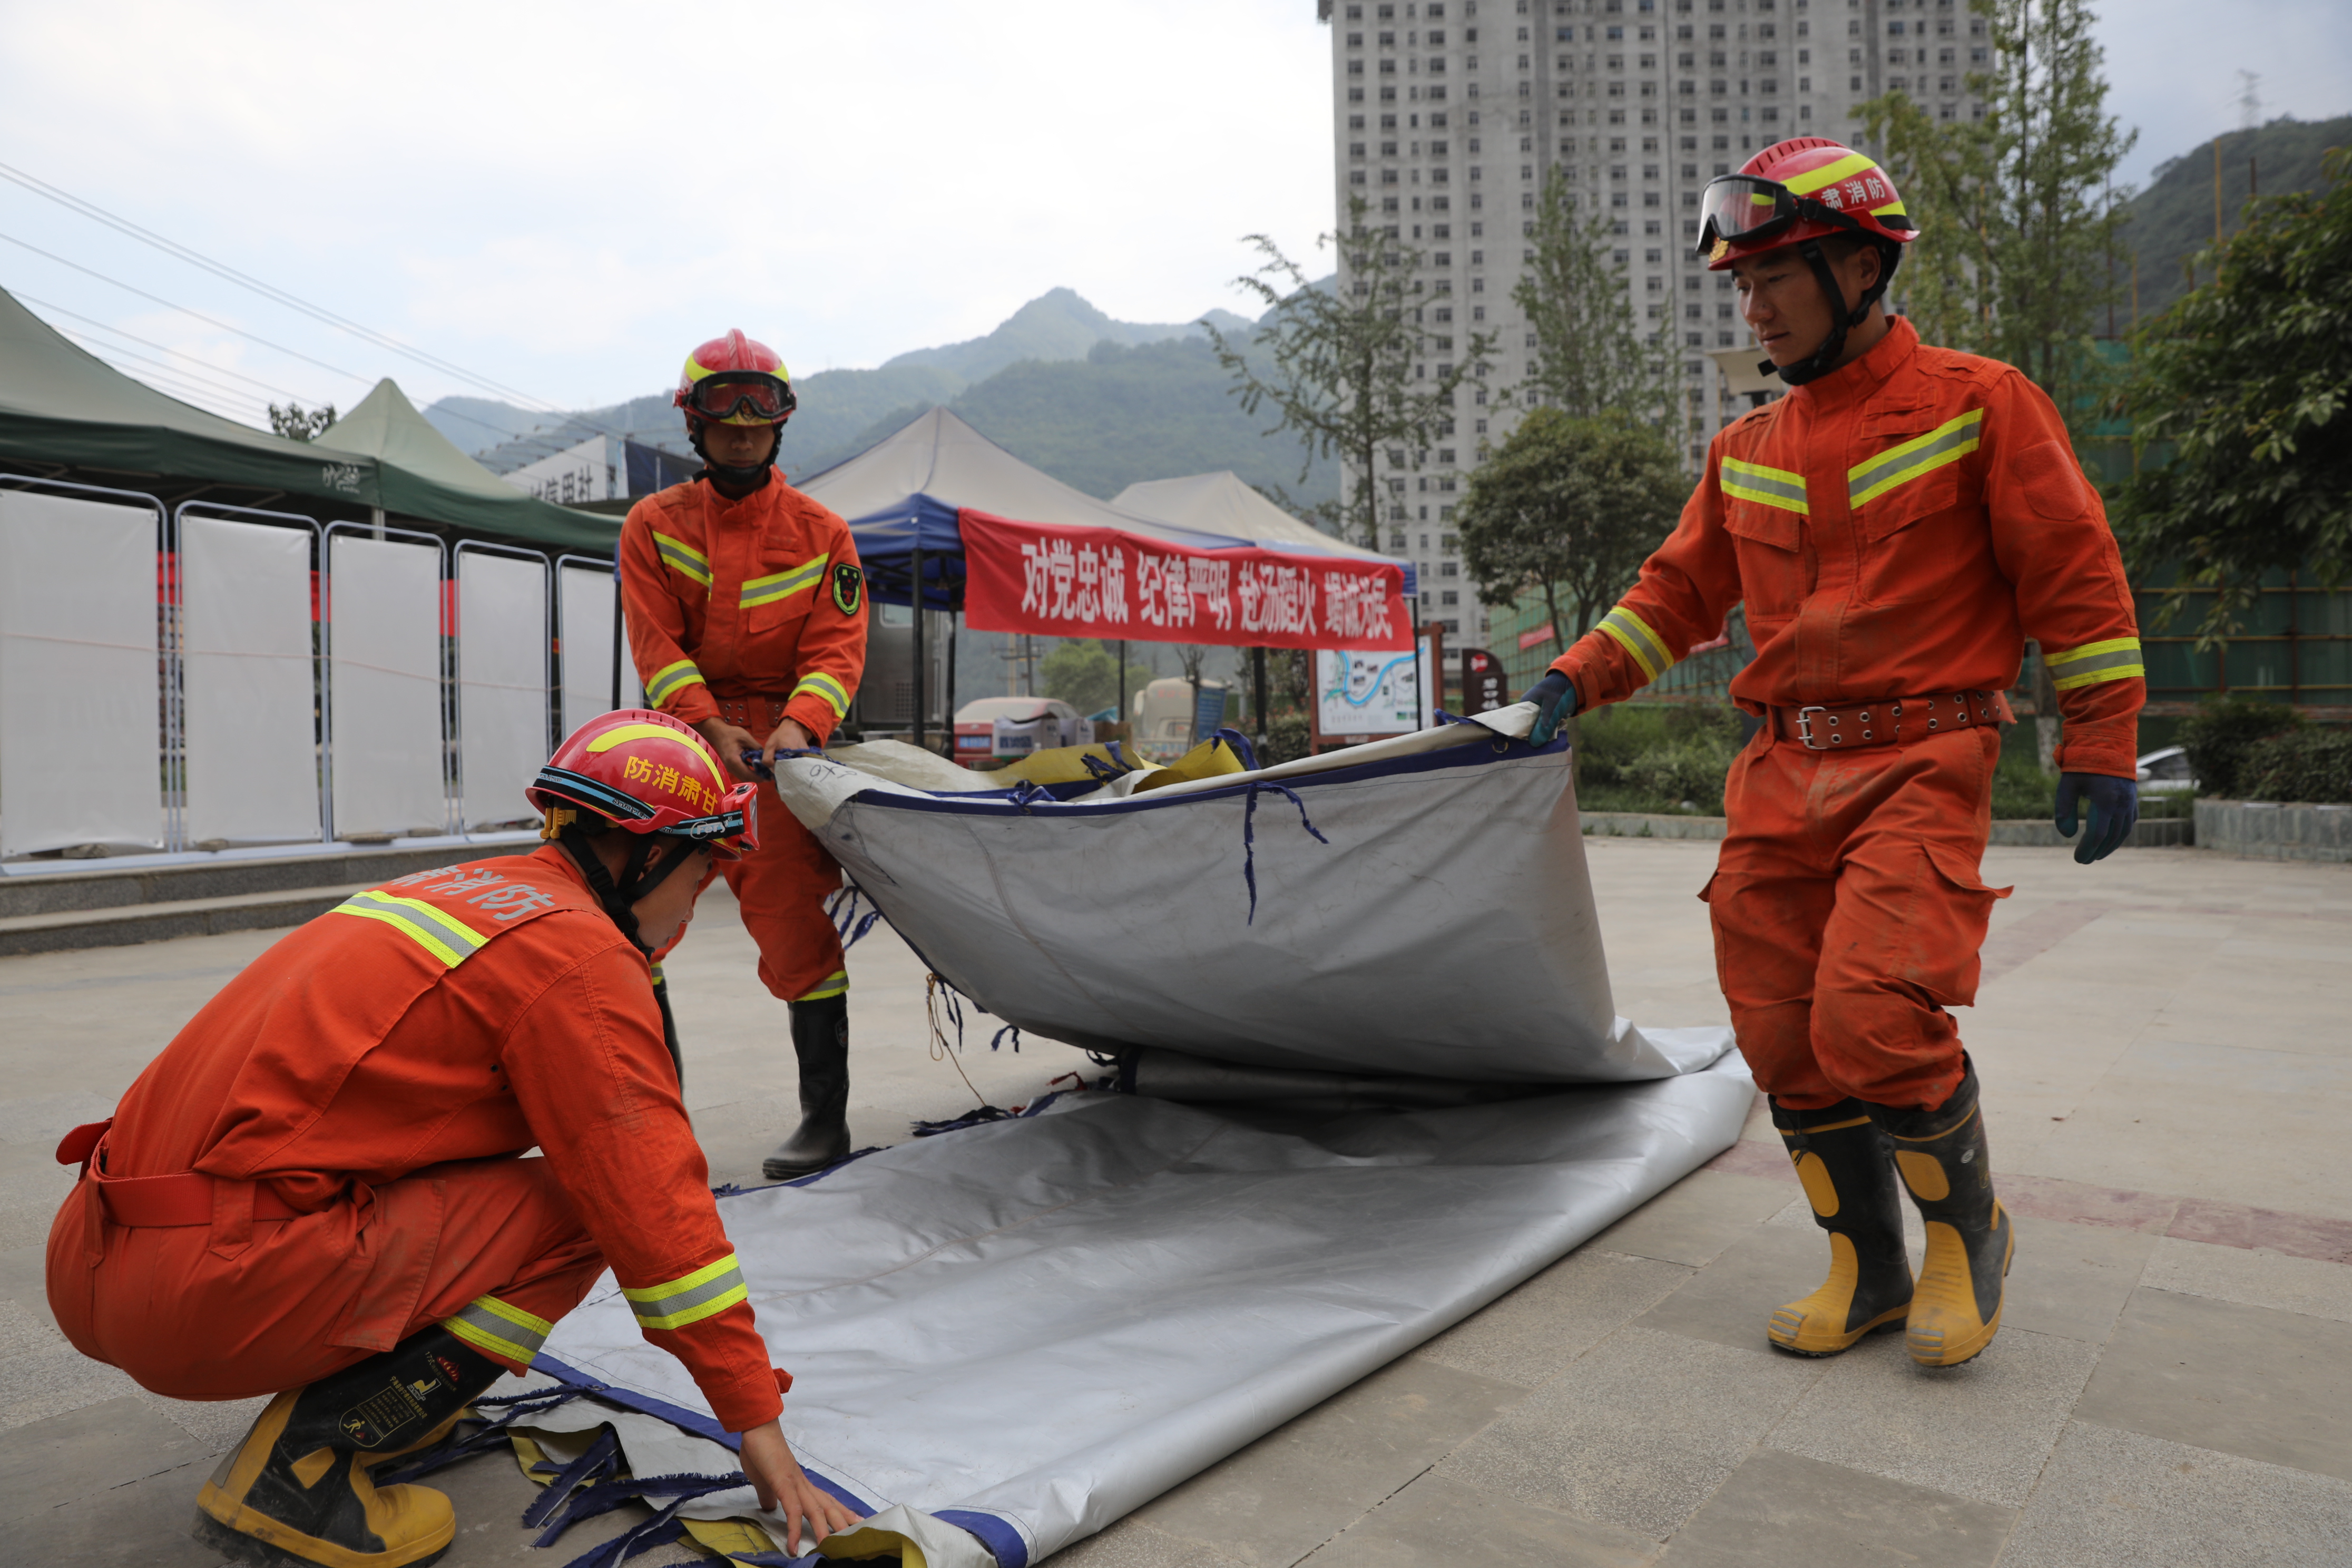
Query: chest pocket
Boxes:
[
  {"xmin": 740, "ymin": 551, "xmax": 830, "ymax": 634},
  {"xmin": 1847, "ymin": 407, "xmax": 1982, "ymax": 543},
  {"xmin": 1719, "ymin": 456, "xmax": 1810, "ymax": 620}
]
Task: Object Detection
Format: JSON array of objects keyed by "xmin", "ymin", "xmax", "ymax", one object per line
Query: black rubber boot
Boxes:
[
  {"xmin": 1766, "ymin": 1097, "xmax": 1915, "ymax": 1356},
  {"xmin": 763, "ymin": 993, "xmax": 851, "ymax": 1180},
  {"xmin": 1870, "ymin": 1058, "xmax": 2015, "ymax": 1368},
  {"xmin": 193, "ymin": 1326, "xmax": 504, "ymax": 1567}
]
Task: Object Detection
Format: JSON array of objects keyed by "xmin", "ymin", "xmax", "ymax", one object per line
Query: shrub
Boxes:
[
  {"xmin": 2176, "ymin": 696, "xmax": 2305, "ymax": 798},
  {"xmin": 1990, "ymin": 752, "xmax": 2060, "ymax": 820},
  {"xmin": 1576, "ymin": 703, "xmax": 1746, "ymax": 814},
  {"xmin": 2238, "ymin": 728, "xmax": 2352, "ymax": 804},
  {"xmin": 1260, "ymin": 712, "xmax": 1313, "ymax": 766}
]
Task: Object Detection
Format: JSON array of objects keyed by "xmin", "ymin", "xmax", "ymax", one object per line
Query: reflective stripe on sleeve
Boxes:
[
  {"xmin": 2044, "ymin": 635, "xmax": 2144, "ymax": 690},
  {"xmin": 792, "ymin": 671, "xmax": 851, "ymax": 720},
  {"xmin": 1847, "ymin": 408, "xmax": 1984, "ymax": 509},
  {"xmin": 653, "ymin": 532, "xmax": 713, "ymax": 589},
  {"xmin": 622, "ymin": 1254, "xmax": 750, "ymax": 1332},
  {"xmin": 741, "ymin": 555, "xmax": 830, "ymax": 611},
  {"xmin": 1596, "ymin": 606, "xmax": 1676, "ymax": 684},
  {"xmin": 793, "ymin": 971, "xmax": 849, "ymax": 1003},
  {"xmin": 1720, "ymin": 457, "xmax": 1810, "ymax": 515},
  {"xmin": 444, "ymin": 1294, "xmax": 553, "ymax": 1365},
  {"xmin": 645, "ymin": 659, "xmax": 704, "ymax": 705},
  {"xmin": 329, "ymin": 891, "xmax": 489, "ymax": 968}
]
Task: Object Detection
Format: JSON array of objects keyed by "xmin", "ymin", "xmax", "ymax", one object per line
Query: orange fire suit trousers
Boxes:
[
  {"xmin": 47, "ymin": 1155, "xmax": 603, "ymax": 1401},
  {"xmin": 1701, "ymin": 724, "xmax": 2012, "ymax": 1114},
  {"xmin": 697, "ymin": 696, "xmax": 847, "ymax": 1004}
]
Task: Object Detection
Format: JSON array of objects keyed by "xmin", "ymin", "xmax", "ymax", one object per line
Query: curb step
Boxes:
[{"xmin": 0, "ymin": 881, "xmax": 382, "ymax": 958}]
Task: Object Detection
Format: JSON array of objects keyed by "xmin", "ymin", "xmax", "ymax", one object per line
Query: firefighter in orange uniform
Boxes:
[
  {"xmin": 620, "ymin": 331, "xmax": 868, "ymax": 1181},
  {"xmin": 44, "ymin": 711, "xmax": 861, "ymax": 1566},
  {"xmin": 1521, "ymin": 140, "xmax": 2144, "ymax": 1370}
]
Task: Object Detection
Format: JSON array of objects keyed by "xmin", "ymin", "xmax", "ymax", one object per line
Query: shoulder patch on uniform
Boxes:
[{"xmin": 831, "ymin": 562, "xmax": 864, "ymax": 616}]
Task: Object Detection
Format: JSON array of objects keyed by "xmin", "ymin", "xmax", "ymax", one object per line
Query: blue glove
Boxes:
[
  {"xmin": 1521, "ymin": 670, "xmax": 1579, "ymax": 747},
  {"xmin": 2054, "ymin": 772, "xmax": 2138, "ymax": 865}
]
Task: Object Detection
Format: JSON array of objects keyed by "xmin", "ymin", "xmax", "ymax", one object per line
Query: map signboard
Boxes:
[{"xmin": 1312, "ymin": 636, "xmax": 1436, "ymax": 744}]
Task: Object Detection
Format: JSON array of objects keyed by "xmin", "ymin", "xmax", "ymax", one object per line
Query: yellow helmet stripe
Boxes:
[{"xmin": 1782, "ymin": 151, "xmax": 1879, "ymax": 197}]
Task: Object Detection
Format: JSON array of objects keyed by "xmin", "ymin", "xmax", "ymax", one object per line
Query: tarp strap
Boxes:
[
  {"xmin": 1212, "ymin": 728, "xmax": 1261, "ymax": 770},
  {"xmin": 825, "ymin": 885, "xmax": 885, "ymax": 951},
  {"xmin": 373, "ymin": 1386, "xmax": 593, "ymax": 1486},
  {"xmin": 534, "ymin": 1471, "xmax": 746, "ymax": 1550},
  {"xmin": 991, "ymin": 1024, "xmax": 1023, "ymax": 1053},
  {"xmin": 1241, "ymin": 781, "xmax": 1330, "ymax": 925},
  {"xmin": 520, "ymin": 1427, "xmax": 622, "ymax": 1529}
]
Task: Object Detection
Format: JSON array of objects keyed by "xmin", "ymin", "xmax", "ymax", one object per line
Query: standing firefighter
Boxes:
[
  {"xmin": 45, "ymin": 711, "xmax": 861, "ymax": 1566},
  {"xmin": 621, "ymin": 330, "xmax": 868, "ymax": 1180},
  {"xmin": 1522, "ymin": 139, "xmax": 2143, "ymax": 1369}
]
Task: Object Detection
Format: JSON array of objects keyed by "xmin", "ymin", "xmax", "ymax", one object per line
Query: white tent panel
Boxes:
[
  {"xmin": 558, "ymin": 563, "xmax": 635, "ymax": 737},
  {"xmin": 328, "ymin": 534, "xmax": 445, "ymax": 839},
  {"xmin": 182, "ymin": 516, "xmax": 320, "ymax": 846},
  {"xmin": 456, "ymin": 551, "xmax": 549, "ymax": 830},
  {"xmin": 0, "ymin": 492, "xmax": 161, "ymax": 856}
]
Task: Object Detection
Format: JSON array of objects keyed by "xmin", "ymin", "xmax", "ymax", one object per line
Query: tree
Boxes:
[
  {"xmin": 1515, "ymin": 167, "xmax": 1677, "ymax": 425},
  {"xmin": 1457, "ymin": 408, "xmax": 1687, "ymax": 666},
  {"xmin": 1039, "ymin": 639, "xmax": 1152, "ymax": 719},
  {"xmin": 1860, "ymin": 0, "xmax": 2135, "ymax": 441},
  {"xmin": 1209, "ymin": 198, "xmax": 1496, "ymax": 548},
  {"xmin": 2111, "ymin": 150, "xmax": 2352, "ymax": 645},
  {"xmin": 269, "ymin": 401, "xmax": 336, "ymax": 442}
]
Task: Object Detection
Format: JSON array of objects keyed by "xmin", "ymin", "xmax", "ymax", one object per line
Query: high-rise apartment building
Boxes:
[{"xmin": 1321, "ymin": 0, "xmax": 1983, "ymax": 645}]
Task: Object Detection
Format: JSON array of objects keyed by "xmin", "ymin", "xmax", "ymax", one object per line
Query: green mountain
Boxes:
[
  {"xmin": 424, "ymin": 287, "xmax": 1332, "ymax": 506},
  {"xmin": 2122, "ymin": 115, "xmax": 2352, "ymax": 322}
]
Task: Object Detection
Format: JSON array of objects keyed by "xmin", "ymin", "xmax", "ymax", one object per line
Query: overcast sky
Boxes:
[{"xmin": 0, "ymin": 0, "xmax": 2343, "ymax": 429}]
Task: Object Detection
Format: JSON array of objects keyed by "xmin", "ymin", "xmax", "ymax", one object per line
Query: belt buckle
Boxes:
[{"xmin": 1795, "ymin": 705, "xmax": 1835, "ymax": 750}]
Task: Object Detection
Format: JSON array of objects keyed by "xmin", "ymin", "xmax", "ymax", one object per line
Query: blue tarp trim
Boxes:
[{"xmin": 936, "ymin": 1510, "xmax": 1032, "ymax": 1568}]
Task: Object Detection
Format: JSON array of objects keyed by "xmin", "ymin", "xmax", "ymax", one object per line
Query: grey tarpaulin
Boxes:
[
  {"xmin": 769, "ymin": 705, "xmax": 1718, "ymax": 1083},
  {"xmin": 533, "ymin": 1063, "xmax": 1752, "ymax": 1566}
]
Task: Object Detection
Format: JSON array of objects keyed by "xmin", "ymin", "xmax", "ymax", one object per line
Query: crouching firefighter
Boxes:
[
  {"xmin": 44, "ymin": 710, "xmax": 863, "ymax": 1567},
  {"xmin": 620, "ymin": 329, "xmax": 869, "ymax": 1181},
  {"xmin": 1520, "ymin": 139, "xmax": 2145, "ymax": 1369}
]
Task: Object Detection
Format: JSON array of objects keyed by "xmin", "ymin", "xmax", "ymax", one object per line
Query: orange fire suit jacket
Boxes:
[
  {"xmin": 621, "ymin": 475, "xmax": 867, "ymax": 744},
  {"xmin": 1551, "ymin": 317, "xmax": 2145, "ymax": 778},
  {"xmin": 99, "ymin": 848, "xmax": 785, "ymax": 1433}
]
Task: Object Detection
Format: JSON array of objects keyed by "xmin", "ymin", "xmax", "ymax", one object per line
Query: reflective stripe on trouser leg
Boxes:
[{"xmin": 443, "ymin": 1293, "xmax": 553, "ymax": 1369}]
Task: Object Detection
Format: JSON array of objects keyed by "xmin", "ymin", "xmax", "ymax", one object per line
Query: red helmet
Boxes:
[
  {"xmin": 528, "ymin": 710, "xmax": 759, "ymax": 859},
  {"xmin": 1699, "ymin": 138, "xmax": 1917, "ymax": 270},
  {"xmin": 673, "ymin": 329, "xmax": 796, "ymax": 427}
]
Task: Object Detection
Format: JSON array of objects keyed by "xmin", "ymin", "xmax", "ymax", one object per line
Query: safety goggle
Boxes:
[
  {"xmin": 660, "ymin": 782, "xmax": 761, "ymax": 857},
  {"xmin": 684, "ymin": 371, "xmax": 796, "ymax": 424},
  {"xmin": 1696, "ymin": 174, "xmax": 1824, "ymax": 253}
]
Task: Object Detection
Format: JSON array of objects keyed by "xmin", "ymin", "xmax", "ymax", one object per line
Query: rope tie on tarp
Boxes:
[
  {"xmin": 823, "ymin": 885, "xmax": 884, "ymax": 950},
  {"xmin": 1241, "ymin": 781, "xmax": 1329, "ymax": 925},
  {"xmin": 536, "ymin": 1471, "xmax": 747, "ymax": 1554},
  {"xmin": 373, "ymin": 1385, "xmax": 594, "ymax": 1485}
]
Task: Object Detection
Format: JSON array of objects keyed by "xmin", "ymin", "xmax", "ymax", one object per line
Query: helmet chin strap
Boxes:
[
  {"xmin": 688, "ymin": 420, "xmax": 780, "ymax": 491},
  {"xmin": 558, "ymin": 827, "xmax": 700, "ymax": 956},
  {"xmin": 1766, "ymin": 238, "xmax": 1898, "ymax": 388}
]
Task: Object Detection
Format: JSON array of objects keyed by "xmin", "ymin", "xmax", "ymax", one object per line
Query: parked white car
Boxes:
[
  {"xmin": 2136, "ymin": 746, "xmax": 2196, "ymax": 794},
  {"xmin": 954, "ymin": 697, "xmax": 1091, "ymax": 765}
]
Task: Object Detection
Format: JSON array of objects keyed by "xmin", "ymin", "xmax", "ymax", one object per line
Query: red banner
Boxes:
[{"xmin": 958, "ymin": 508, "xmax": 1411, "ymax": 651}]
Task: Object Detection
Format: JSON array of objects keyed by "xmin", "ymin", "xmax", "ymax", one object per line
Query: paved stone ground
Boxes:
[{"xmin": 1, "ymin": 839, "xmax": 2346, "ymax": 1565}]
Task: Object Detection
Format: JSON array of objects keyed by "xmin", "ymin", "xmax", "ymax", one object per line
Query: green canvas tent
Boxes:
[
  {"xmin": 0, "ymin": 283, "xmax": 379, "ymax": 503},
  {"xmin": 0, "ymin": 285, "xmax": 619, "ymax": 551},
  {"xmin": 313, "ymin": 379, "xmax": 618, "ymax": 551}
]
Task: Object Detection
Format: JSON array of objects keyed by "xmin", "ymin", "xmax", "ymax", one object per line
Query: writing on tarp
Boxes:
[{"xmin": 1018, "ymin": 539, "xmax": 1394, "ymax": 642}]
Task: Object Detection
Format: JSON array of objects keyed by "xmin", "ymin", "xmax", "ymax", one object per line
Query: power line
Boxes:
[
  {"xmin": 0, "ymin": 230, "xmax": 376, "ymax": 386},
  {"xmin": 57, "ymin": 327, "xmax": 283, "ymax": 414},
  {"xmin": 0, "ymin": 160, "xmax": 561, "ymax": 411},
  {"xmin": 25, "ymin": 292, "xmax": 332, "ymax": 405},
  {"xmin": 74, "ymin": 349, "xmax": 261, "ymax": 423}
]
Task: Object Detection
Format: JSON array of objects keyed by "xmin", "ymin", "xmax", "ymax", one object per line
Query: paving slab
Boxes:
[
  {"xmin": 1652, "ymin": 1446, "xmax": 2012, "ymax": 1568},
  {"xmin": 2139, "ymin": 1235, "xmax": 2352, "ymax": 1324},
  {"xmin": 1762, "ymin": 1326, "xmax": 2097, "ymax": 1508},
  {"xmin": 1047, "ymin": 1514, "xmax": 1253, "ymax": 1567},
  {"xmin": 2000, "ymin": 1420, "xmax": 2352, "ymax": 1568},
  {"xmin": 1130, "ymin": 1354, "xmax": 1528, "ymax": 1568},
  {"xmin": 1437, "ymin": 1326, "xmax": 1821, "ymax": 1540},
  {"xmin": 1304, "ymin": 1469, "xmax": 1657, "ymax": 1568},
  {"xmin": 1589, "ymin": 1168, "xmax": 1798, "ymax": 1268},
  {"xmin": 2074, "ymin": 1287, "xmax": 2352, "ymax": 1482},
  {"xmin": 1414, "ymin": 1247, "xmax": 1692, "ymax": 1389}
]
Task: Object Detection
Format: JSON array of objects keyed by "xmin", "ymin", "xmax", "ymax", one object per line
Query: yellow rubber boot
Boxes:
[
  {"xmin": 1873, "ymin": 1060, "xmax": 2015, "ymax": 1368},
  {"xmin": 1766, "ymin": 1098, "xmax": 1913, "ymax": 1356},
  {"xmin": 192, "ymin": 1326, "xmax": 501, "ymax": 1567}
]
